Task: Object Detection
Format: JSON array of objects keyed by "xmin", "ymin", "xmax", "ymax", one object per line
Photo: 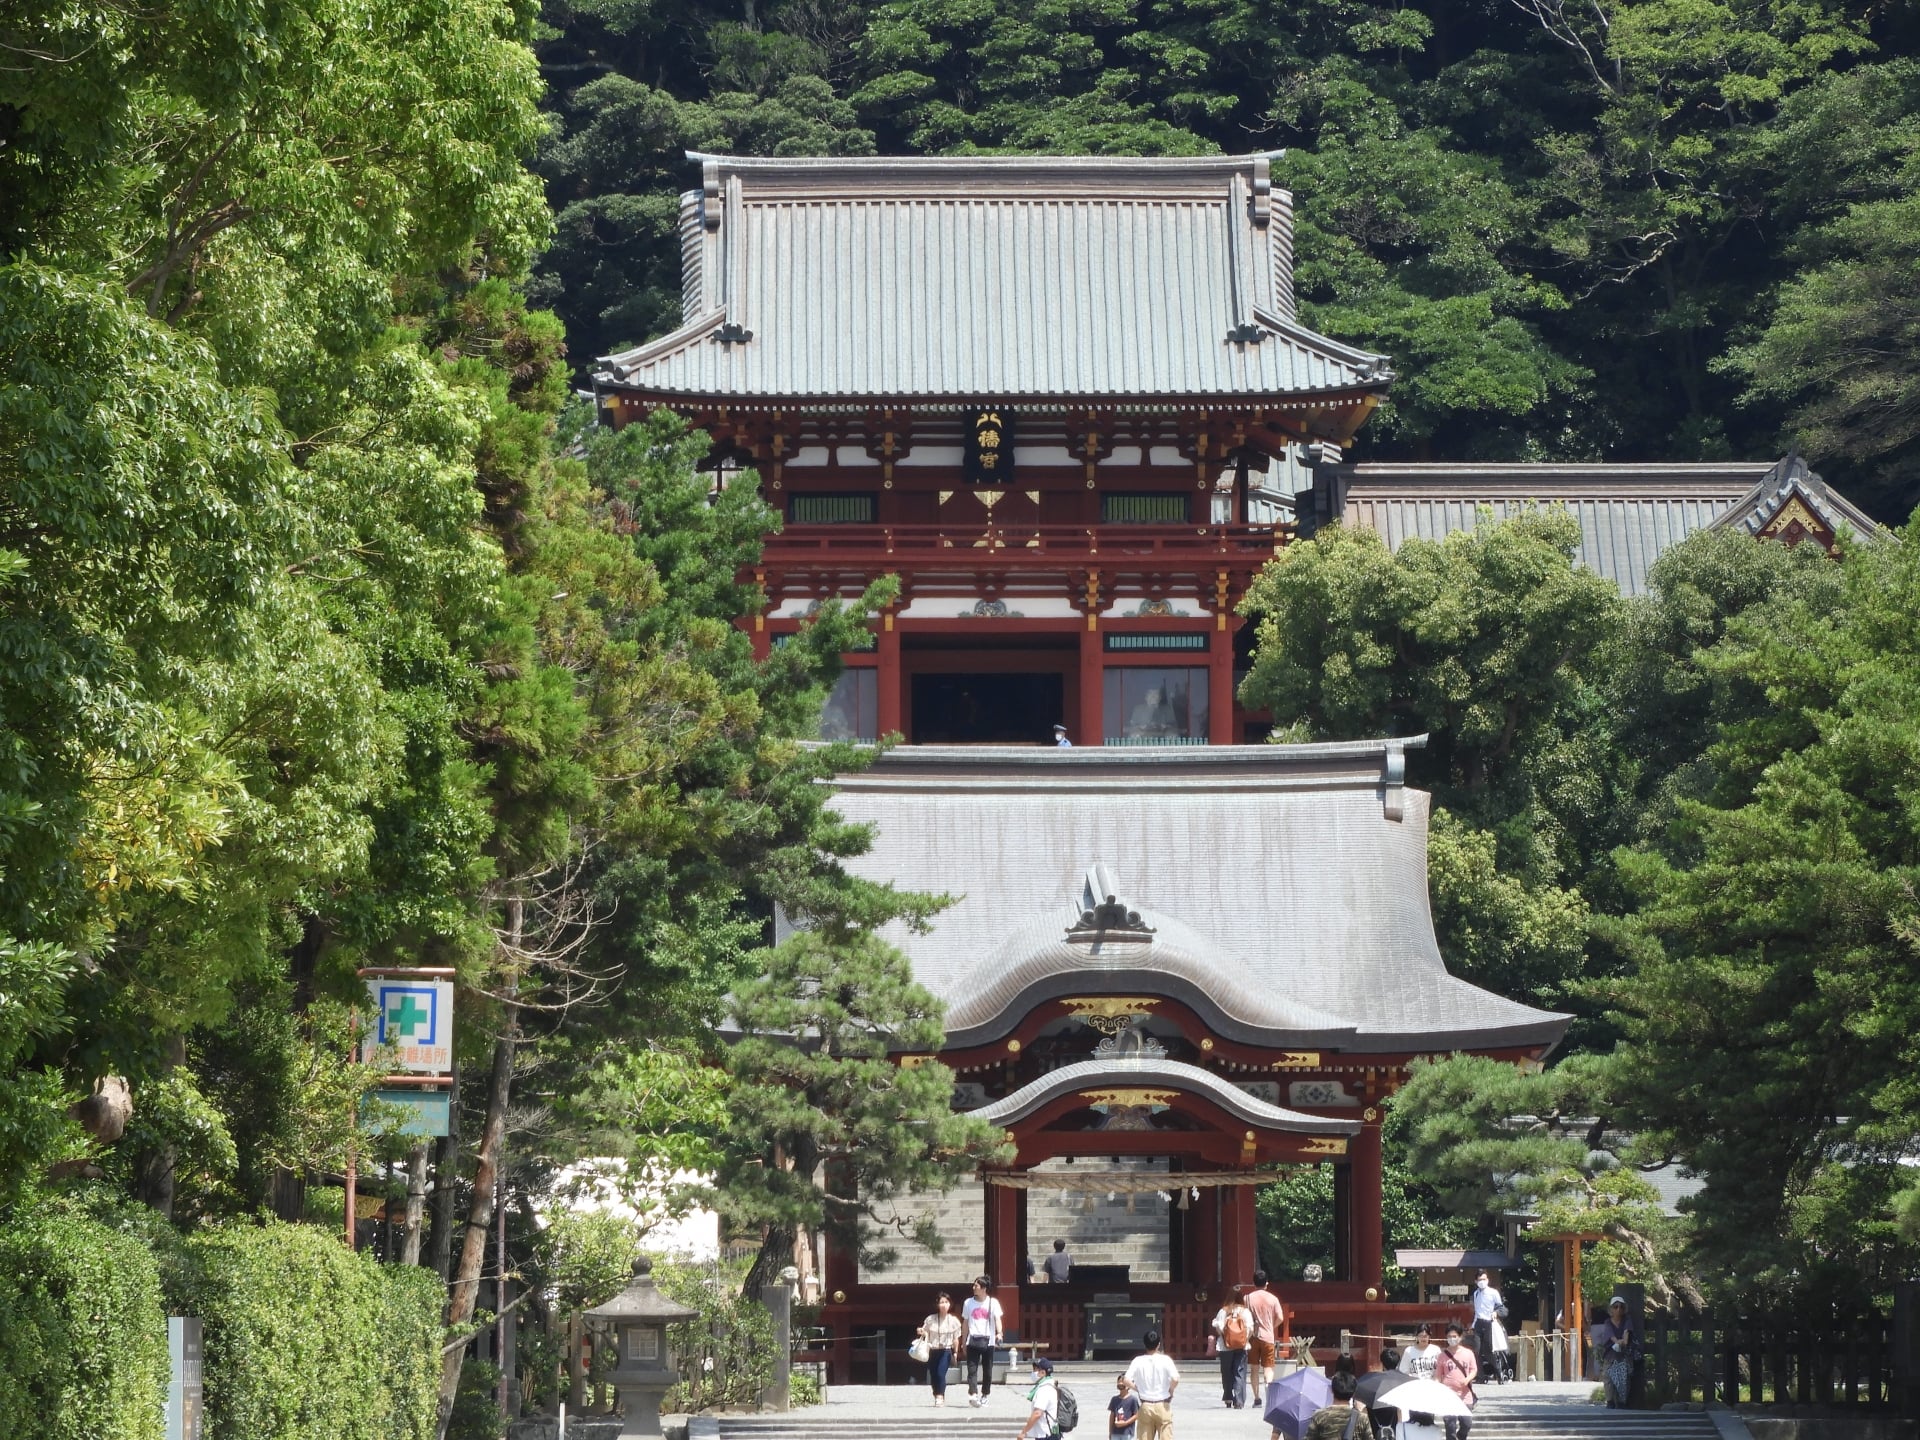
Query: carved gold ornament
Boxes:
[
  {"xmin": 1062, "ymin": 997, "xmax": 1161, "ymax": 1020},
  {"xmin": 1079, "ymin": 1089, "xmax": 1180, "ymax": 1110},
  {"xmin": 1269, "ymin": 1051, "xmax": 1322, "ymax": 1068},
  {"xmin": 1300, "ymin": 1136, "xmax": 1349, "ymax": 1156}
]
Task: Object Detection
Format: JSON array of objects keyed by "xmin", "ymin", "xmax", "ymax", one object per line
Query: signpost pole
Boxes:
[{"xmin": 345, "ymin": 1013, "xmax": 358, "ymax": 1251}]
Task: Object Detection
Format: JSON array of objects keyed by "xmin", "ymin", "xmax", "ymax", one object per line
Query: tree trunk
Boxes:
[
  {"xmin": 402, "ymin": 1140, "xmax": 431, "ymax": 1265},
  {"xmin": 431, "ymin": 1058, "xmax": 461, "ymax": 1281},
  {"xmin": 744, "ymin": 1223, "xmax": 797, "ymax": 1299},
  {"xmin": 436, "ymin": 897, "xmax": 522, "ymax": 1440},
  {"xmin": 135, "ymin": 1035, "xmax": 188, "ymax": 1217}
]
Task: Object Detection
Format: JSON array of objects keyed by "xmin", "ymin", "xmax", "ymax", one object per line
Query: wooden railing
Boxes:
[{"xmin": 763, "ymin": 522, "xmax": 1289, "ymax": 563}]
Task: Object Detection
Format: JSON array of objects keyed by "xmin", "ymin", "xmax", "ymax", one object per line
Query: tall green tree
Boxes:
[
  {"xmin": 1238, "ymin": 514, "xmax": 1619, "ymax": 1003},
  {"xmin": 720, "ymin": 926, "xmax": 1009, "ymax": 1294}
]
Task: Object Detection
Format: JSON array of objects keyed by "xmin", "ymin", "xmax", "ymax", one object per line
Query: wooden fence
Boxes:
[{"xmin": 1642, "ymin": 1309, "xmax": 1902, "ymax": 1409}]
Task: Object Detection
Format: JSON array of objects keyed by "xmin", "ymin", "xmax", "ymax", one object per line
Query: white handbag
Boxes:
[{"xmin": 909, "ymin": 1338, "xmax": 932, "ymax": 1363}]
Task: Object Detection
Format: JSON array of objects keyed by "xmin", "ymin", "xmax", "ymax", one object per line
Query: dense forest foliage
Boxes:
[{"xmin": 530, "ymin": 0, "xmax": 1920, "ymax": 519}]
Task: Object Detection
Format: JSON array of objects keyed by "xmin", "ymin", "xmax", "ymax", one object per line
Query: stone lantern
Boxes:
[{"xmin": 582, "ymin": 1259, "xmax": 700, "ymax": 1439}]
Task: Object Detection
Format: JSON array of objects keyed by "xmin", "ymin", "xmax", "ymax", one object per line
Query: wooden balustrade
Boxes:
[{"xmin": 763, "ymin": 522, "xmax": 1289, "ymax": 563}]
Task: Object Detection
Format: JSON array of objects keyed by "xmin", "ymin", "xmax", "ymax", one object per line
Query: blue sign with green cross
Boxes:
[{"xmin": 363, "ymin": 978, "xmax": 453, "ymax": 1072}]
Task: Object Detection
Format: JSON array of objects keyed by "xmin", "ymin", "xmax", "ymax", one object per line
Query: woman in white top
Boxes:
[
  {"xmin": 1399, "ymin": 1324, "xmax": 1443, "ymax": 1381},
  {"xmin": 918, "ymin": 1291, "xmax": 964, "ymax": 1406}
]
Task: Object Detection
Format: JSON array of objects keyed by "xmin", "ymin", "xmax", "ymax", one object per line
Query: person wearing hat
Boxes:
[
  {"xmin": 1596, "ymin": 1297, "xmax": 1639, "ymax": 1408},
  {"xmin": 1018, "ymin": 1356, "xmax": 1060, "ymax": 1440},
  {"xmin": 1052, "ymin": 723, "xmax": 1073, "ymax": 747}
]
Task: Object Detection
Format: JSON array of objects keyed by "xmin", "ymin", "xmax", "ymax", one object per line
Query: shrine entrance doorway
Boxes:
[{"xmin": 909, "ymin": 672, "xmax": 1063, "ymax": 744}]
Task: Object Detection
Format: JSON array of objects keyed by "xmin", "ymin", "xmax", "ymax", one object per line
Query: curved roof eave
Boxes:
[{"xmin": 966, "ymin": 1058, "xmax": 1361, "ymax": 1133}]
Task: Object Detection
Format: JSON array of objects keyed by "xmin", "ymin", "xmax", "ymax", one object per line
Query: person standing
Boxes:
[
  {"xmin": 1017, "ymin": 1356, "xmax": 1061, "ymax": 1440},
  {"xmin": 918, "ymin": 1291, "xmax": 963, "ymax": 1406},
  {"xmin": 1043, "ymin": 1238, "xmax": 1074, "ymax": 1285},
  {"xmin": 1211, "ymin": 1288, "xmax": 1254, "ymax": 1408},
  {"xmin": 1435, "ymin": 1324, "xmax": 1478, "ymax": 1440},
  {"xmin": 1245, "ymin": 1270, "xmax": 1286, "ymax": 1391},
  {"xmin": 1470, "ymin": 1272, "xmax": 1506, "ymax": 1382},
  {"xmin": 1108, "ymin": 1374, "xmax": 1141, "ymax": 1440},
  {"xmin": 1400, "ymin": 1324, "xmax": 1443, "ymax": 1380},
  {"xmin": 1124, "ymin": 1328, "xmax": 1180, "ymax": 1440},
  {"xmin": 1053, "ymin": 723, "xmax": 1073, "ymax": 747},
  {"xmin": 1596, "ymin": 1297, "xmax": 1639, "ymax": 1409},
  {"xmin": 964, "ymin": 1274, "xmax": 1005, "ymax": 1407},
  {"xmin": 1368, "ymin": 1347, "xmax": 1404, "ymax": 1440}
]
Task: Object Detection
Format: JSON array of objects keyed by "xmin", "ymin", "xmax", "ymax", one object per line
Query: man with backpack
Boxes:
[
  {"xmin": 1017, "ymin": 1356, "xmax": 1080, "ymax": 1440},
  {"xmin": 1212, "ymin": 1287, "xmax": 1255, "ymax": 1408}
]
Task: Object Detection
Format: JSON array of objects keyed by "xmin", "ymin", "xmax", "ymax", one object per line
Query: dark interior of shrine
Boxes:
[{"xmin": 910, "ymin": 672, "xmax": 1064, "ymax": 744}]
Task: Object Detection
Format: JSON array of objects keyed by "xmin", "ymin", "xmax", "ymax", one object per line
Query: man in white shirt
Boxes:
[
  {"xmin": 1124, "ymin": 1328, "xmax": 1180, "ymax": 1440},
  {"xmin": 1017, "ymin": 1356, "xmax": 1061, "ymax": 1440},
  {"xmin": 1470, "ymin": 1272, "xmax": 1506, "ymax": 1382},
  {"xmin": 964, "ymin": 1274, "xmax": 1006, "ymax": 1407}
]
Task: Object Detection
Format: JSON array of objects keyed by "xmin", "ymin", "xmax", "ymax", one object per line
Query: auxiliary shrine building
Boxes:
[{"xmin": 594, "ymin": 152, "xmax": 1875, "ymax": 1379}]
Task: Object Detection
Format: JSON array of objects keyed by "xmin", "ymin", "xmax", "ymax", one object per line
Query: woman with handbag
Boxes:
[
  {"xmin": 916, "ymin": 1291, "xmax": 964, "ymax": 1405},
  {"xmin": 1596, "ymin": 1297, "xmax": 1639, "ymax": 1409}
]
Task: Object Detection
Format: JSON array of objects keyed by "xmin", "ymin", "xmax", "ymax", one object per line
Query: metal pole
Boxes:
[{"xmin": 345, "ymin": 1013, "xmax": 358, "ymax": 1251}]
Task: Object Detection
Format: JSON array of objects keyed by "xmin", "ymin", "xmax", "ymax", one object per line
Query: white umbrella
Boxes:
[{"xmin": 1382, "ymin": 1378, "xmax": 1472, "ymax": 1419}]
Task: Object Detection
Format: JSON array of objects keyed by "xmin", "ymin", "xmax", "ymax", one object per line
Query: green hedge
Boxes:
[
  {"xmin": 183, "ymin": 1222, "xmax": 441, "ymax": 1440},
  {"xmin": 0, "ymin": 1211, "xmax": 169, "ymax": 1440}
]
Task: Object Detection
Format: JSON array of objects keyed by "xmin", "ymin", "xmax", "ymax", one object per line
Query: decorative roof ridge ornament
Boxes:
[
  {"xmin": 1066, "ymin": 863, "xmax": 1156, "ymax": 943},
  {"xmin": 1225, "ymin": 322, "xmax": 1268, "ymax": 346},
  {"xmin": 710, "ymin": 322, "xmax": 753, "ymax": 345}
]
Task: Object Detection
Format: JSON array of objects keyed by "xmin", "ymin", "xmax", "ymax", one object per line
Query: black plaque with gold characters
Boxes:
[{"xmin": 964, "ymin": 406, "xmax": 1014, "ymax": 483}]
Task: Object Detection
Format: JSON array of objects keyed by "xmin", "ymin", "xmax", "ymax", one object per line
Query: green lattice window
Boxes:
[
  {"xmin": 789, "ymin": 493, "xmax": 876, "ymax": 523},
  {"xmin": 1101, "ymin": 493, "xmax": 1188, "ymax": 524}
]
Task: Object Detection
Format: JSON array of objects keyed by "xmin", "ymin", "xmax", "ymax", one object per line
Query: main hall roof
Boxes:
[
  {"xmin": 820, "ymin": 743, "xmax": 1570, "ymax": 1054},
  {"xmin": 596, "ymin": 152, "xmax": 1393, "ymax": 406}
]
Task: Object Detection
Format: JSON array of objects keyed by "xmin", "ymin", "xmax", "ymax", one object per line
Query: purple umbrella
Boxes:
[{"xmin": 1264, "ymin": 1368, "xmax": 1334, "ymax": 1439}]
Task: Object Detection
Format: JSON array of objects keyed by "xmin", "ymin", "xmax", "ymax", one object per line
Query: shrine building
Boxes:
[{"xmin": 592, "ymin": 152, "xmax": 1873, "ymax": 1379}]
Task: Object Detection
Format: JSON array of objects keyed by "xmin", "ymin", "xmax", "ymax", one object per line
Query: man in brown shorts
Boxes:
[{"xmin": 1245, "ymin": 1269, "xmax": 1285, "ymax": 1391}]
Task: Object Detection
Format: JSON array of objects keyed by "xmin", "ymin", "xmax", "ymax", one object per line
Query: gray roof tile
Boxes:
[
  {"xmin": 599, "ymin": 153, "xmax": 1391, "ymax": 404},
  {"xmin": 822, "ymin": 743, "xmax": 1570, "ymax": 1053}
]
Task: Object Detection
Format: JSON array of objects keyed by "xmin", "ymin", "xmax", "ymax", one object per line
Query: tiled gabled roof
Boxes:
[
  {"xmin": 1708, "ymin": 453, "xmax": 1883, "ymax": 547},
  {"xmin": 596, "ymin": 153, "xmax": 1393, "ymax": 405},
  {"xmin": 1309, "ymin": 459, "xmax": 1882, "ymax": 597},
  {"xmin": 819, "ymin": 743, "xmax": 1571, "ymax": 1054}
]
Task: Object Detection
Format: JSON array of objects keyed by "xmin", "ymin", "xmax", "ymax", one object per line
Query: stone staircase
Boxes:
[
  {"xmin": 1472, "ymin": 1396, "xmax": 1747, "ymax": 1440},
  {"xmin": 701, "ymin": 1390, "xmax": 1753, "ymax": 1440}
]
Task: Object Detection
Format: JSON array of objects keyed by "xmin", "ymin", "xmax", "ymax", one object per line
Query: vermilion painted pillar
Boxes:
[
  {"xmin": 1191, "ymin": 1185, "xmax": 1221, "ymax": 1288},
  {"xmin": 824, "ymin": 1214, "xmax": 858, "ymax": 1385},
  {"xmin": 876, "ymin": 611, "xmax": 902, "ymax": 740},
  {"xmin": 1208, "ymin": 606, "xmax": 1236, "ymax": 746},
  {"xmin": 1222, "ymin": 1184, "xmax": 1258, "ymax": 1289},
  {"xmin": 985, "ymin": 1182, "xmax": 1023, "ymax": 1336},
  {"xmin": 1351, "ymin": 1119, "xmax": 1385, "ymax": 1295},
  {"xmin": 1078, "ymin": 622, "xmax": 1104, "ymax": 746}
]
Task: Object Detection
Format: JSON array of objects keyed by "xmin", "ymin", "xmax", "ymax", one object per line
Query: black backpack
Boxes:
[{"xmin": 1056, "ymin": 1384, "xmax": 1079, "ymax": 1434}]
